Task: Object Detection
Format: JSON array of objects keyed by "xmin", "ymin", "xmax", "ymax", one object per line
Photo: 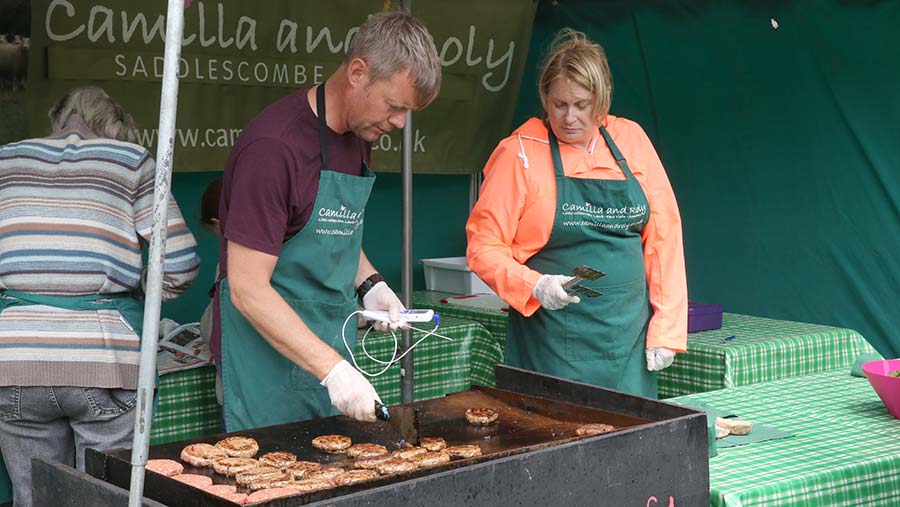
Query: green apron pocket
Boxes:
[{"xmin": 565, "ymin": 278, "xmax": 645, "ymax": 362}]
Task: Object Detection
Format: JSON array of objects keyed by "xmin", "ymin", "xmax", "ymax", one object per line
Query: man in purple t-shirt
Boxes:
[{"xmin": 213, "ymin": 11, "xmax": 441, "ymax": 429}]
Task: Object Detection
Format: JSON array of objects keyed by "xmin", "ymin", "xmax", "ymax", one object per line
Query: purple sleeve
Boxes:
[{"xmin": 223, "ymin": 138, "xmax": 296, "ymax": 257}]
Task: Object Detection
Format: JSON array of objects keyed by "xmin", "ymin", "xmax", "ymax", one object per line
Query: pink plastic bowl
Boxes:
[{"xmin": 862, "ymin": 359, "xmax": 900, "ymax": 419}]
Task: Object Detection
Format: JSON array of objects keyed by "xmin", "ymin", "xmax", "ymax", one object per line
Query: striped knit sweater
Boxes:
[{"xmin": 0, "ymin": 125, "xmax": 200, "ymax": 389}]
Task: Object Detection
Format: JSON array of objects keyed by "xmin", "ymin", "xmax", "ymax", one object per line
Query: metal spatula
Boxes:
[{"xmin": 563, "ymin": 264, "xmax": 606, "ymax": 298}]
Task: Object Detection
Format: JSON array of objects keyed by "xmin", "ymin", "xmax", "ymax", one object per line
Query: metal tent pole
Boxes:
[
  {"xmin": 399, "ymin": 0, "xmax": 415, "ymax": 404},
  {"xmin": 127, "ymin": 0, "xmax": 185, "ymax": 505}
]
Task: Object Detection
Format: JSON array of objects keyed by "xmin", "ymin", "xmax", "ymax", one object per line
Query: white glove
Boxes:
[
  {"xmin": 362, "ymin": 281, "xmax": 406, "ymax": 331},
  {"xmin": 532, "ymin": 274, "xmax": 581, "ymax": 310},
  {"xmin": 320, "ymin": 360, "xmax": 382, "ymax": 422},
  {"xmin": 646, "ymin": 347, "xmax": 677, "ymax": 371}
]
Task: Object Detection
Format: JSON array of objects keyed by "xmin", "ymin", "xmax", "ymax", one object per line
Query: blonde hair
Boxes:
[
  {"xmin": 48, "ymin": 86, "xmax": 139, "ymax": 143},
  {"xmin": 538, "ymin": 29, "xmax": 612, "ymax": 124},
  {"xmin": 346, "ymin": 11, "xmax": 442, "ymax": 109}
]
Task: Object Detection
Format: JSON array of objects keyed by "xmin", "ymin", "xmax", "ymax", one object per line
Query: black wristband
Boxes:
[{"xmin": 356, "ymin": 273, "xmax": 385, "ymax": 303}]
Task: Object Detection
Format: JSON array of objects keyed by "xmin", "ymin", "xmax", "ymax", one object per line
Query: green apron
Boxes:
[
  {"xmin": 0, "ymin": 290, "xmax": 144, "ymax": 336},
  {"xmin": 506, "ymin": 126, "xmax": 658, "ymax": 398},
  {"xmin": 220, "ymin": 84, "xmax": 375, "ymax": 431}
]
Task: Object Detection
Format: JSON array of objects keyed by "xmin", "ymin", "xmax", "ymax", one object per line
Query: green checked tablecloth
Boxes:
[
  {"xmin": 670, "ymin": 370, "xmax": 900, "ymax": 507},
  {"xmin": 659, "ymin": 313, "xmax": 879, "ymax": 398},
  {"xmin": 149, "ymin": 316, "xmax": 501, "ymax": 445},
  {"xmin": 412, "ymin": 290, "xmax": 509, "ymax": 348},
  {"xmin": 412, "ymin": 292, "xmax": 878, "ymax": 399}
]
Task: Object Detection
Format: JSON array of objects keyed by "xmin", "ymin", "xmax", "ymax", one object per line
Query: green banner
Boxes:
[{"xmin": 27, "ymin": 0, "xmax": 536, "ymax": 173}]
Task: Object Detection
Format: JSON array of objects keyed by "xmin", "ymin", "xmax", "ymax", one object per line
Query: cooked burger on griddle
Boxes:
[
  {"xmin": 215, "ymin": 436, "xmax": 259, "ymax": 458},
  {"xmin": 180, "ymin": 443, "xmax": 228, "ymax": 467},
  {"xmin": 412, "ymin": 451, "xmax": 451, "ymax": 468},
  {"xmin": 304, "ymin": 466, "xmax": 345, "ymax": 481},
  {"xmin": 247, "ymin": 472, "xmax": 294, "ymax": 491},
  {"xmin": 351, "ymin": 454, "xmax": 394, "ymax": 470},
  {"xmin": 284, "ymin": 460, "xmax": 322, "ymax": 479},
  {"xmin": 375, "ymin": 458, "xmax": 417, "ymax": 475},
  {"xmin": 212, "ymin": 457, "xmax": 259, "ymax": 476},
  {"xmin": 391, "ymin": 446, "xmax": 427, "ymax": 460},
  {"xmin": 346, "ymin": 443, "xmax": 388, "ymax": 458},
  {"xmin": 235, "ymin": 466, "xmax": 283, "ymax": 486},
  {"xmin": 420, "ymin": 437, "xmax": 446, "ymax": 452},
  {"xmin": 311, "ymin": 434, "xmax": 353, "ymax": 453},
  {"xmin": 334, "ymin": 469, "xmax": 380, "ymax": 486},
  {"xmin": 444, "ymin": 444, "xmax": 482, "ymax": 459},
  {"xmin": 286, "ymin": 479, "xmax": 336, "ymax": 492},
  {"xmin": 465, "ymin": 408, "xmax": 499, "ymax": 426},
  {"xmin": 258, "ymin": 451, "xmax": 297, "ymax": 468},
  {"xmin": 575, "ymin": 423, "xmax": 616, "ymax": 436}
]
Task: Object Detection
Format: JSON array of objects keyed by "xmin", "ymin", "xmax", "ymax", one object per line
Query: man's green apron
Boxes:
[
  {"xmin": 506, "ymin": 125, "xmax": 657, "ymax": 398},
  {"xmin": 220, "ymin": 84, "xmax": 375, "ymax": 431}
]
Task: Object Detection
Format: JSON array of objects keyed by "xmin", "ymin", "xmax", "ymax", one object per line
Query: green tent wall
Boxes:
[{"xmin": 515, "ymin": 0, "xmax": 900, "ymax": 357}]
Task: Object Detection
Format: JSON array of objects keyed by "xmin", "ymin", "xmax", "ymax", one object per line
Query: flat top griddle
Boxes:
[{"xmin": 99, "ymin": 386, "xmax": 655, "ymax": 506}]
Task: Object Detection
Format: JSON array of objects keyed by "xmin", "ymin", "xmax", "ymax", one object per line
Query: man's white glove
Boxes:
[
  {"xmin": 362, "ymin": 281, "xmax": 406, "ymax": 331},
  {"xmin": 532, "ymin": 274, "xmax": 581, "ymax": 310},
  {"xmin": 320, "ymin": 360, "xmax": 382, "ymax": 422},
  {"xmin": 646, "ymin": 347, "xmax": 677, "ymax": 371}
]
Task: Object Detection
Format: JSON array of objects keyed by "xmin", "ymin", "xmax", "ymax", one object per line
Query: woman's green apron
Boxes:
[
  {"xmin": 220, "ymin": 84, "xmax": 375, "ymax": 431},
  {"xmin": 506, "ymin": 126, "xmax": 658, "ymax": 398}
]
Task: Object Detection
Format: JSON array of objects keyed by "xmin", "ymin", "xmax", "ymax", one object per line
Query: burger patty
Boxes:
[
  {"xmin": 203, "ymin": 484, "xmax": 239, "ymax": 498},
  {"xmin": 245, "ymin": 487, "xmax": 299, "ymax": 503},
  {"xmin": 351, "ymin": 454, "xmax": 394, "ymax": 470},
  {"xmin": 391, "ymin": 447, "xmax": 427, "ymax": 460},
  {"xmin": 304, "ymin": 466, "xmax": 345, "ymax": 481},
  {"xmin": 145, "ymin": 459, "xmax": 183, "ymax": 477},
  {"xmin": 284, "ymin": 460, "xmax": 322, "ymax": 479},
  {"xmin": 333, "ymin": 469, "xmax": 380, "ymax": 486},
  {"xmin": 247, "ymin": 472, "xmax": 294, "ymax": 491},
  {"xmin": 286, "ymin": 479, "xmax": 336, "ymax": 493},
  {"xmin": 171, "ymin": 474, "xmax": 213, "ymax": 489},
  {"xmin": 412, "ymin": 451, "xmax": 451, "ymax": 468},
  {"xmin": 180, "ymin": 443, "xmax": 228, "ymax": 467},
  {"xmin": 312, "ymin": 434, "xmax": 352, "ymax": 453},
  {"xmin": 444, "ymin": 445, "xmax": 482, "ymax": 459},
  {"xmin": 375, "ymin": 458, "xmax": 417, "ymax": 475},
  {"xmin": 465, "ymin": 408, "xmax": 499, "ymax": 426},
  {"xmin": 215, "ymin": 436, "xmax": 259, "ymax": 458},
  {"xmin": 420, "ymin": 437, "xmax": 446, "ymax": 452},
  {"xmin": 212, "ymin": 457, "xmax": 259, "ymax": 476},
  {"xmin": 346, "ymin": 443, "xmax": 388, "ymax": 459},
  {"xmin": 258, "ymin": 451, "xmax": 297, "ymax": 468},
  {"xmin": 575, "ymin": 423, "xmax": 616, "ymax": 436},
  {"xmin": 235, "ymin": 466, "xmax": 283, "ymax": 486}
]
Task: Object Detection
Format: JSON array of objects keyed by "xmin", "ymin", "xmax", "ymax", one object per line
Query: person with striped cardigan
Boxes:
[{"xmin": 0, "ymin": 86, "xmax": 200, "ymax": 507}]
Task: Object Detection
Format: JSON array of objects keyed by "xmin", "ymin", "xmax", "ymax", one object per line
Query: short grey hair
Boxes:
[
  {"xmin": 346, "ymin": 11, "xmax": 441, "ymax": 109},
  {"xmin": 49, "ymin": 86, "xmax": 140, "ymax": 143}
]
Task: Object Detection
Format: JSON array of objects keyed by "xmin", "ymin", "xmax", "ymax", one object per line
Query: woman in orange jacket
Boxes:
[{"xmin": 466, "ymin": 29, "xmax": 687, "ymax": 398}]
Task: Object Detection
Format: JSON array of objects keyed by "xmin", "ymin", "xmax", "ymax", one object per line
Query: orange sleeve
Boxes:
[
  {"xmin": 630, "ymin": 127, "xmax": 688, "ymax": 352},
  {"xmin": 466, "ymin": 141, "xmax": 543, "ymax": 315}
]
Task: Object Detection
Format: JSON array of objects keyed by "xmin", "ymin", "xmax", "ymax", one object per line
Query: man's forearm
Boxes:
[
  {"xmin": 231, "ymin": 283, "xmax": 344, "ymax": 380},
  {"xmin": 355, "ymin": 249, "xmax": 379, "ymax": 289}
]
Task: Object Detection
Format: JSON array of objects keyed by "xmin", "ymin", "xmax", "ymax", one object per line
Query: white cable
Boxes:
[{"xmin": 341, "ymin": 310, "xmax": 452, "ymax": 377}]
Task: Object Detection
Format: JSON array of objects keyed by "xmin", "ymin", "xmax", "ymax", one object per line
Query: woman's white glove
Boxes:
[
  {"xmin": 532, "ymin": 274, "xmax": 581, "ymax": 310},
  {"xmin": 362, "ymin": 281, "xmax": 406, "ymax": 331},
  {"xmin": 646, "ymin": 347, "xmax": 677, "ymax": 371},
  {"xmin": 320, "ymin": 360, "xmax": 382, "ymax": 422}
]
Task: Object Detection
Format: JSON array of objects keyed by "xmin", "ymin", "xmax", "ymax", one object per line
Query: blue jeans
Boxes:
[{"xmin": 0, "ymin": 386, "xmax": 136, "ymax": 507}]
